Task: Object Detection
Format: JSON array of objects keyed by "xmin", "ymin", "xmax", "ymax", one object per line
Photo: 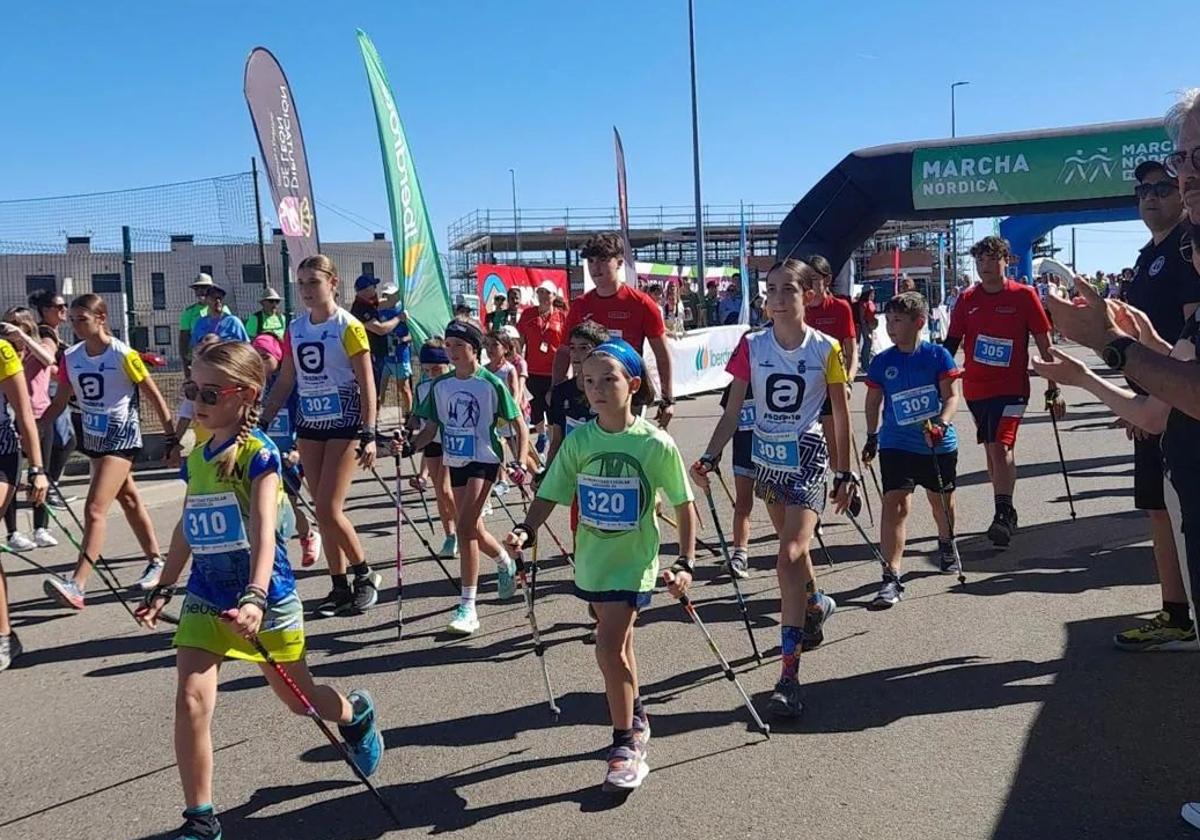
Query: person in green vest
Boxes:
[{"xmin": 245, "ymin": 287, "xmax": 286, "ymax": 340}]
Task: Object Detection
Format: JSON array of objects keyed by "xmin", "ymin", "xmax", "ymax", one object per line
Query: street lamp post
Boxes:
[
  {"xmin": 510, "ymin": 168, "xmax": 521, "ymax": 265},
  {"xmin": 949, "ymin": 80, "xmax": 970, "ymax": 286}
]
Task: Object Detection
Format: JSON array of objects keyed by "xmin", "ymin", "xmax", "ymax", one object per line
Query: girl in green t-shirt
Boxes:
[{"xmin": 506, "ymin": 338, "xmax": 697, "ymax": 795}]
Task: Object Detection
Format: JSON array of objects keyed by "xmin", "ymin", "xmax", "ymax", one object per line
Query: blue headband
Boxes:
[
  {"xmin": 419, "ymin": 345, "xmax": 450, "ymax": 365},
  {"xmin": 589, "ymin": 339, "xmax": 644, "ymax": 380}
]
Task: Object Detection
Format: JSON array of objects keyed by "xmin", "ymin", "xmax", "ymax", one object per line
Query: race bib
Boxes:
[
  {"xmin": 442, "ymin": 426, "xmax": 476, "ymax": 462},
  {"xmin": 299, "ymin": 391, "xmax": 342, "ymax": 421},
  {"xmin": 184, "ymin": 492, "xmax": 249, "ymax": 555},
  {"xmin": 737, "ymin": 402, "xmax": 756, "ymax": 432},
  {"xmin": 973, "ymin": 334, "xmax": 1014, "ymax": 367},
  {"xmin": 891, "ymin": 384, "xmax": 940, "ymax": 426},
  {"xmin": 83, "ymin": 410, "xmax": 109, "ymax": 437},
  {"xmin": 267, "ymin": 409, "xmax": 291, "ymax": 437},
  {"xmin": 578, "ymin": 474, "xmax": 639, "ymax": 531},
  {"xmin": 751, "ymin": 428, "xmax": 801, "ymax": 471}
]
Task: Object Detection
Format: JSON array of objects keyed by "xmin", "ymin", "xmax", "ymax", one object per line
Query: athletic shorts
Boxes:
[
  {"xmin": 1133, "ymin": 434, "xmax": 1167, "ymax": 512},
  {"xmin": 880, "ymin": 448, "xmax": 958, "ymax": 494},
  {"xmin": 527, "ymin": 375, "xmax": 552, "ymax": 426},
  {"xmin": 754, "ymin": 431, "xmax": 829, "ymax": 512},
  {"xmin": 731, "ymin": 430, "xmax": 755, "ymax": 479},
  {"xmin": 71, "ymin": 410, "xmax": 141, "ymax": 460},
  {"xmin": 297, "ymin": 426, "xmax": 359, "ymax": 442},
  {"xmin": 384, "ymin": 360, "xmax": 412, "ymax": 381},
  {"xmin": 423, "ymin": 442, "xmax": 444, "ymax": 460},
  {"xmin": 449, "ymin": 462, "xmax": 500, "ymax": 487},
  {"xmin": 0, "ymin": 451, "xmax": 18, "ymax": 484},
  {"xmin": 573, "ymin": 585, "xmax": 652, "ymax": 611},
  {"xmin": 967, "ymin": 395, "xmax": 1027, "ymax": 447},
  {"xmin": 820, "ymin": 395, "xmax": 833, "ymax": 418},
  {"xmin": 173, "ymin": 591, "xmax": 305, "ymax": 663}
]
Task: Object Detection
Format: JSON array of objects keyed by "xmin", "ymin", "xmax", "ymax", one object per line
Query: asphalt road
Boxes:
[{"xmin": 3, "ymin": 343, "xmax": 1199, "ymax": 840}]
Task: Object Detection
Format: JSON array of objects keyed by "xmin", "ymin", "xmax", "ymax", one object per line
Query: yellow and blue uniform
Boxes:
[
  {"xmin": 172, "ymin": 429, "xmax": 304, "ymax": 663},
  {"xmin": 0, "ymin": 339, "xmax": 26, "ymax": 460}
]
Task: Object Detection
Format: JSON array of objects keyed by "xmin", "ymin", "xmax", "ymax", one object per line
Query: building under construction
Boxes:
[{"xmin": 447, "ymin": 204, "xmax": 975, "ymax": 302}]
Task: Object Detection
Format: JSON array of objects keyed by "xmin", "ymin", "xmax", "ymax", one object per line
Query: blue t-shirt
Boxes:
[
  {"xmin": 190, "ymin": 313, "xmax": 249, "ymax": 348},
  {"xmin": 378, "ymin": 307, "xmax": 411, "ymax": 364},
  {"xmin": 263, "ymin": 372, "xmax": 299, "ymax": 454},
  {"xmin": 866, "ymin": 341, "xmax": 960, "ymax": 455}
]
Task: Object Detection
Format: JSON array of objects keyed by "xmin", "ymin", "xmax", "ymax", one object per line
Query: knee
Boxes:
[
  {"xmin": 734, "ymin": 496, "xmax": 754, "ymax": 518},
  {"xmin": 594, "ymin": 637, "xmax": 628, "ymax": 672},
  {"xmin": 175, "ymin": 681, "xmax": 214, "ymax": 722},
  {"xmin": 84, "ymin": 501, "xmax": 107, "ymax": 524},
  {"xmin": 315, "ymin": 498, "xmax": 341, "ymax": 524},
  {"xmin": 116, "ymin": 492, "xmax": 139, "ymax": 513},
  {"xmin": 776, "ymin": 544, "xmax": 808, "ymax": 572}
]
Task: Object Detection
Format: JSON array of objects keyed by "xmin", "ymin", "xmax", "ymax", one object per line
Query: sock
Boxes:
[
  {"xmin": 495, "ymin": 549, "xmax": 512, "ymax": 570},
  {"xmin": 331, "ymin": 574, "xmax": 350, "ymax": 592},
  {"xmin": 633, "ymin": 696, "xmax": 646, "ymax": 721},
  {"xmin": 995, "ymin": 494, "xmax": 1013, "ymax": 515},
  {"xmin": 612, "ymin": 727, "xmax": 636, "ymax": 750},
  {"xmin": 1164, "ymin": 601, "xmax": 1192, "ymax": 628},
  {"xmin": 182, "ymin": 804, "xmax": 220, "ymax": 836},
  {"xmin": 460, "ymin": 586, "xmax": 477, "ymax": 609},
  {"xmin": 350, "ymin": 562, "xmax": 370, "ymax": 579},
  {"xmin": 780, "ymin": 625, "xmax": 803, "ymax": 682}
]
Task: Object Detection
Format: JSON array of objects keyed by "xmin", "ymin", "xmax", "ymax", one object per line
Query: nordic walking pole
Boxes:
[
  {"xmin": 369, "ymin": 466, "xmax": 458, "ymax": 595},
  {"xmin": 1048, "ymin": 402, "xmax": 1077, "ymax": 520},
  {"xmin": 926, "ymin": 444, "xmax": 965, "ymax": 585},
  {"xmin": 848, "ymin": 426, "xmax": 874, "ymax": 527},
  {"xmin": 407, "ymin": 454, "xmax": 436, "ymax": 537},
  {"xmin": 714, "ymin": 470, "xmax": 736, "ymax": 507},
  {"xmin": 392, "ymin": 432, "xmax": 405, "ymax": 640},
  {"xmin": 219, "ymin": 611, "xmax": 403, "ymax": 828},
  {"xmin": 699, "ymin": 476, "xmax": 761, "ymax": 664},
  {"xmin": 515, "ymin": 546, "xmax": 560, "ymax": 719},
  {"xmin": 813, "ymin": 525, "xmax": 835, "ymax": 569},
  {"xmin": 664, "ymin": 573, "xmax": 770, "ymax": 738},
  {"xmin": 511, "ymin": 476, "xmax": 573, "ymax": 562},
  {"xmin": 842, "ymin": 504, "xmax": 889, "ymax": 572}
]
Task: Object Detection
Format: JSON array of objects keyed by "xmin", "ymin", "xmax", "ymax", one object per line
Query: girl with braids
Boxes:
[
  {"xmin": 260, "ymin": 255, "xmax": 382, "ymax": 619},
  {"xmin": 42, "ymin": 294, "xmax": 176, "ymax": 610},
  {"xmin": 135, "ymin": 340, "xmax": 384, "ymax": 840}
]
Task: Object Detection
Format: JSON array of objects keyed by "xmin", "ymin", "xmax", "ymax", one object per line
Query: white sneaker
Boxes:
[
  {"xmin": 1183, "ymin": 802, "xmax": 1200, "ymax": 830},
  {"xmin": 6, "ymin": 531, "xmax": 36, "ymax": 551},
  {"xmin": 446, "ymin": 604, "xmax": 480, "ymax": 635},
  {"xmin": 33, "ymin": 528, "xmax": 58, "ymax": 548},
  {"xmin": 133, "ymin": 558, "xmax": 165, "ymax": 591},
  {"xmin": 483, "ymin": 501, "xmax": 494, "ymax": 517},
  {"xmin": 494, "ymin": 480, "xmax": 510, "ymax": 496}
]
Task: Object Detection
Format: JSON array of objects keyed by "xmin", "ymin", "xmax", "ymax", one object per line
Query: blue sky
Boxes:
[{"xmin": 0, "ymin": 0, "xmax": 1188, "ymax": 274}]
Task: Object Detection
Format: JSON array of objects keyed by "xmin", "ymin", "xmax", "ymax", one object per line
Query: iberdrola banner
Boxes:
[{"xmin": 357, "ymin": 29, "xmax": 453, "ymax": 348}]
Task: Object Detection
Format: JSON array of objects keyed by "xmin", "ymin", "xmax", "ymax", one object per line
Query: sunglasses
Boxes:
[
  {"xmin": 1165, "ymin": 147, "xmax": 1200, "ymax": 178},
  {"xmin": 183, "ymin": 381, "xmax": 248, "ymax": 405},
  {"xmin": 1135, "ymin": 181, "xmax": 1178, "ymax": 200}
]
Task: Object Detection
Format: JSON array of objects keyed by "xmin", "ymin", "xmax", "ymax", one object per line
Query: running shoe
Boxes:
[
  {"xmin": 133, "ymin": 557, "xmax": 165, "ymax": 591},
  {"xmin": 0, "ymin": 632, "xmax": 22, "ymax": 671},
  {"xmin": 496, "ymin": 554, "xmax": 517, "ymax": 600},
  {"xmin": 632, "ymin": 714, "xmax": 651, "ymax": 750},
  {"xmin": 801, "ymin": 591, "xmax": 837, "ymax": 652},
  {"xmin": 871, "ymin": 575, "xmax": 904, "ymax": 609},
  {"xmin": 446, "ymin": 604, "xmax": 480, "ymax": 635},
  {"xmin": 987, "ymin": 508, "xmax": 1017, "ymax": 547},
  {"xmin": 299, "ymin": 531, "xmax": 322, "ymax": 568},
  {"xmin": 483, "ymin": 501, "xmax": 494, "ymax": 518},
  {"xmin": 494, "ymin": 480, "xmax": 511, "ymax": 496},
  {"xmin": 938, "ymin": 541, "xmax": 960, "ymax": 575},
  {"xmin": 6, "ymin": 531, "xmax": 35, "ymax": 552},
  {"xmin": 43, "ymin": 576, "xmax": 85, "ymax": 610},
  {"xmin": 174, "ymin": 804, "xmax": 222, "ymax": 840},
  {"xmin": 725, "ymin": 549, "xmax": 750, "ymax": 581},
  {"xmin": 438, "ymin": 534, "xmax": 459, "ymax": 559},
  {"xmin": 313, "ymin": 586, "xmax": 354, "ymax": 618},
  {"xmin": 1113, "ymin": 612, "xmax": 1198, "ymax": 652},
  {"xmin": 602, "ymin": 744, "xmax": 649, "ymax": 793},
  {"xmin": 767, "ymin": 678, "xmax": 804, "ymax": 719},
  {"xmin": 32, "ymin": 528, "xmax": 58, "ymax": 548},
  {"xmin": 1182, "ymin": 801, "xmax": 1200, "ymax": 830},
  {"xmin": 352, "ymin": 568, "xmax": 382, "ymax": 612},
  {"xmin": 47, "ymin": 495, "xmax": 77, "ymax": 510},
  {"xmin": 338, "ymin": 689, "xmax": 385, "ymax": 777}
]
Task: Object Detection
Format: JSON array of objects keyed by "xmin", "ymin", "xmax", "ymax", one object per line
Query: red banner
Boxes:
[{"xmin": 476, "ymin": 264, "xmax": 569, "ymax": 309}]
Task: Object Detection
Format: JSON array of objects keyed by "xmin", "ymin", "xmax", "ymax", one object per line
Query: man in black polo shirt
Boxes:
[{"xmin": 1112, "ymin": 159, "xmax": 1200, "ymax": 651}]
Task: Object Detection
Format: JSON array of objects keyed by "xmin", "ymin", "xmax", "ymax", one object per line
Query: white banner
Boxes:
[{"xmin": 644, "ymin": 325, "xmax": 747, "ymax": 398}]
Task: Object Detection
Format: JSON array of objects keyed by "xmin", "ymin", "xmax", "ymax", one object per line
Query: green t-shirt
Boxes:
[
  {"xmin": 246, "ymin": 310, "xmax": 287, "ymax": 340},
  {"xmin": 180, "ymin": 301, "xmax": 232, "ymax": 332},
  {"xmin": 487, "ymin": 309, "xmax": 509, "ymax": 332},
  {"xmin": 416, "ymin": 366, "xmax": 519, "ymax": 466},
  {"xmin": 537, "ymin": 416, "xmax": 693, "ymax": 594}
]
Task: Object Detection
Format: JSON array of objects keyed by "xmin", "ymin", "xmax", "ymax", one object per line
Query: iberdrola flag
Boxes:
[{"xmin": 357, "ymin": 29, "xmax": 453, "ymax": 348}]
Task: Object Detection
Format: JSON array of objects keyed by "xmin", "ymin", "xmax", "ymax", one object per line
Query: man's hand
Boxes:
[
  {"xmin": 656, "ymin": 401, "xmax": 675, "ymax": 429},
  {"xmin": 1044, "ymin": 279, "xmax": 1129, "ymax": 353}
]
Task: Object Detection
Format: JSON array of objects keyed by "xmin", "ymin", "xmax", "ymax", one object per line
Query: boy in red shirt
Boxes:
[
  {"xmin": 944, "ymin": 236, "xmax": 1065, "ymax": 546},
  {"xmin": 805, "ymin": 255, "xmax": 859, "ymax": 472}
]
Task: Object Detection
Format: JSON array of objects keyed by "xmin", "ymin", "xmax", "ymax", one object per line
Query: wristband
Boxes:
[
  {"xmin": 670, "ymin": 557, "xmax": 695, "ymax": 575},
  {"xmin": 237, "ymin": 591, "xmax": 268, "ymax": 611},
  {"xmin": 26, "ymin": 466, "xmax": 45, "ymax": 479},
  {"xmin": 512, "ymin": 523, "xmax": 536, "ymax": 549},
  {"xmin": 143, "ymin": 584, "xmax": 176, "ymax": 608},
  {"xmin": 698, "ymin": 453, "xmax": 718, "ymax": 471},
  {"xmin": 833, "ymin": 470, "xmax": 858, "ymax": 484},
  {"xmin": 243, "ymin": 583, "xmax": 267, "ymax": 598},
  {"xmin": 358, "ymin": 426, "xmax": 377, "ymax": 443},
  {"xmin": 866, "ymin": 432, "xmax": 879, "ymax": 442},
  {"xmin": 659, "ymin": 397, "xmax": 676, "ymax": 407}
]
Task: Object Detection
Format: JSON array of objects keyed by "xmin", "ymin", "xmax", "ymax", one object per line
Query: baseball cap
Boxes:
[
  {"xmin": 1135, "ymin": 159, "xmax": 1168, "ymax": 181},
  {"xmin": 354, "ymin": 274, "xmax": 380, "ymax": 292},
  {"xmin": 536, "ymin": 280, "xmax": 557, "ymax": 295},
  {"xmin": 260, "ymin": 287, "xmax": 282, "ymax": 302},
  {"xmin": 379, "ymin": 282, "xmax": 399, "ymax": 295},
  {"xmin": 191, "ymin": 272, "xmax": 214, "ymax": 288},
  {"xmin": 251, "ymin": 333, "xmax": 284, "ymax": 362}
]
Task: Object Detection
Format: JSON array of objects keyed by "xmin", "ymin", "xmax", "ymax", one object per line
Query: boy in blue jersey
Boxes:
[{"xmin": 861, "ymin": 292, "xmax": 962, "ymax": 608}]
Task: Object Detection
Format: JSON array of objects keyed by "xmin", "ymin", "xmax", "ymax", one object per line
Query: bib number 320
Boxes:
[{"xmin": 578, "ymin": 475, "xmax": 639, "ymax": 531}]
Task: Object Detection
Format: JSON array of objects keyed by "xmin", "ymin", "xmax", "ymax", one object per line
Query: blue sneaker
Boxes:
[
  {"xmin": 338, "ymin": 689, "xmax": 384, "ymax": 778},
  {"xmin": 801, "ymin": 591, "xmax": 836, "ymax": 652},
  {"xmin": 175, "ymin": 804, "xmax": 222, "ymax": 839},
  {"xmin": 496, "ymin": 554, "xmax": 517, "ymax": 601}
]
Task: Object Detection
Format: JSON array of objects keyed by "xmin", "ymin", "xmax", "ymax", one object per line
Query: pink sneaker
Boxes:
[
  {"xmin": 43, "ymin": 576, "xmax": 85, "ymax": 610},
  {"xmin": 300, "ymin": 531, "xmax": 323, "ymax": 568}
]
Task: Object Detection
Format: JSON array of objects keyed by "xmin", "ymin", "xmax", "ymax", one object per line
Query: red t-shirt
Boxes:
[
  {"xmin": 516, "ymin": 306, "xmax": 567, "ymax": 377},
  {"xmin": 946, "ymin": 280, "xmax": 1051, "ymax": 401},
  {"xmin": 563, "ymin": 284, "xmax": 666, "ymax": 353},
  {"xmin": 806, "ymin": 296, "xmax": 857, "ymax": 340}
]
